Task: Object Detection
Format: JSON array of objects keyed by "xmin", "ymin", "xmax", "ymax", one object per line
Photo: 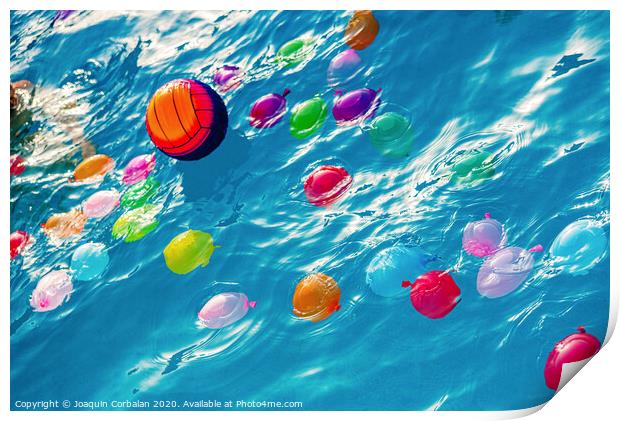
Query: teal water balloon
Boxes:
[
  {"xmin": 70, "ymin": 242, "xmax": 109, "ymax": 281},
  {"xmin": 549, "ymin": 219, "xmax": 607, "ymax": 276},
  {"xmin": 367, "ymin": 111, "xmax": 414, "ymax": 158},
  {"xmin": 451, "ymin": 150, "xmax": 495, "ymax": 183},
  {"xmin": 366, "ymin": 245, "xmax": 430, "ymax": 297}
]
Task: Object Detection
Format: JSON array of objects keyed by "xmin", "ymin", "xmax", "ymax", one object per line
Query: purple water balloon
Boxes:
[
  {"xmin": 332, "ymin": 88, "xmax": 381, "ymax": 126},
  {"xmin": 477, "ymin": 245, "xmax": 543, "ymax": 298},
  {"xmin": 249, "ymin": 89, "xmax": 290, "ymax": 129},
  {"xmin": 463, "ymin": 213, "xmax": 505, "ymax": 257},
  {"xmin": 327, "ymin": 49, "xmax": 362, "ymax": 87},
  {"xmin": 52, "ymin": 10, "xmax": 75, "ymax": 25},
  {"xmin": 213, "ymin": 65, "xmax": 243, "ymax": 92},
  {"xmin": 122, "ymin": 154, "xmax": 156, "ymax": 185},
  {"xmin": 198, "ymin": 292, "xmax": 256, "ymax": 329},
  {"xmin": 30, "ymin": 270, "xmax": 73, "ymax": 312}
]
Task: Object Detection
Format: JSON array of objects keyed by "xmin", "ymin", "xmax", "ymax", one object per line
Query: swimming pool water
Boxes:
[{"xmin": 10, "ymin": 10, "xmax": 610, "ymax": 410}]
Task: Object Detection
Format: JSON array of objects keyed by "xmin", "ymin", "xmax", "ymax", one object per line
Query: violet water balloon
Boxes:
[
  {"xmin": 30, "ymin": 270, "xmax": 73, "ymax": 312},
  {"xmin": 462, "ymin": 213, "xmax": 505, "ymax": 257},
  {"xmin": 213, "ymin": 65, "xmax": 243, "ymax": 92},
  {"xmin": 477, "ymin": 245, "xmax": 543, "ymax": 298},
  {"xmin": 327, "ymin": 49, "xmax": 362, "ymax": 87},
  {"xmin": 332, "ymin": 88, "xmax": 380, "ymax": 126},
  {"xmin": 198, "ymin": 292, "xmax": 256, "ymax": 329},
  {"xmin": 122, "ymin": 154, "xmax": 155, "ymax": 185},
  {"xmin": 549, "ymin": 219, "xmax": 607, "ymax": 276},
  {"xmin": 249, "ymin": 89, "xmax": 290, "ymax": 129},
  {"xmin": 82, "ymin": 189, "xmax": 120, "ymax": 218}
]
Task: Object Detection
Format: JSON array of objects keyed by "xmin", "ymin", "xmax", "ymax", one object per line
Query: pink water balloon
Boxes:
[
  {"xmin": 122, "ymin": 154, "xmax": 156, "ymax": 185},
  {"xmin": 198, "ymin": 292, "xmax": 256, "ymax": 329},
  {"xmin": 544, "ymin": 326, "xmax": 601, "ymax": 391},
  {"xmin": 477, "ymin": 245, "xmax": 543, "ymax": 298},
  {"xmin": 82, "ymin": 189, "xmax": 120, "ymax": 218},
  {"xmin": 30, "ymin": 270, "xmax": 73, "ymax": 312},
  {"xmin": 463, "ymin": 213, "xmax": 505, "ymax": 257}
]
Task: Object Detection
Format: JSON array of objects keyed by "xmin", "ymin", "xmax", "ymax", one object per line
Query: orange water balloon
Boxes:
[
  {"xmin": 72, "ymin": 154, "xmax": 115, "ymax": 182},
  {"xmin": 43, "ymin": 209, "xmax": 87, "ymax": 238},
  {"xmin": 292, "ymin": 273, "xmax": 341, "ymax": 322},
  {"xmin": 345, "ymin": 10, "xmax": 379, "ymax": 50}
]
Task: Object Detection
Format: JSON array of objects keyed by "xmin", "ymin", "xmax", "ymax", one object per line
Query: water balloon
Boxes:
[
  {"xmin": 292, "ymin": 273, "xmax": 341, "ymax": 322},
  {"xmin": 198, "ymin": 292, "xmax": 256, "ymax": 328},
  {"xmin": 82, "ymin": 189, "xmax": 120, "ymax": 218},
  {"xmin": 70, "ymin": 242, "xmax": 109, "ymax": 281},
  {"xmin": 163, "ymin": 229, "xmax": 217, "ymax": 275},
  {"xmin": 402, "ymin": 270, "xmax": 461, "ymax": 319},
  {"xmin": 477, "ymin": 245, "xmax": 543, "ymax": 298}
]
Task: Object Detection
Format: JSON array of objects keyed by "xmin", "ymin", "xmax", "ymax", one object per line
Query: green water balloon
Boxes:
[
  {"xmin": 163, "ymin": 229, "xmax": 217, "ymax": 275},
  {"xmin": 276, "ymin": 38, "xmax": 313, "ymax": 67},
  {"xmin": 112, "ymin": 204, "xmax": 160, "ymax": 243},
  {"xmin": 367, "ymin": 111, "xmax": 414, "ymax": 158},
  {"xmin": 121, "ymin": 176, "xmax": 160, "ymax": 209},
  {"xmin": 289, "ymin": 97, "xmax": 328, "ymax": 139}
]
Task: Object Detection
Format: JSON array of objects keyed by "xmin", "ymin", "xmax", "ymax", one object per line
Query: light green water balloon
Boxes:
[
  {"xmin": 276, "ymin": 38, "xmax": 313, "ymax": 67},
  {"xmin": 367, "ymin": 112, "xmax": 414, "ymax": 158},
  {"xmin": 451, "ymin": 150, "xmax": 495, "ymax": 183},
  {"xmin": 112, "ymin": 204, "xmax": 160, "ymax": 243},
  {"xmin": 121, "ymin": 176, "xmax": 160, "ymax": 209},
  {"xmin": 163, "ymin": 229, "xmax": 217, "ymax": 275},
  {"xmin": 289, "ymin": 97, "xmax": 328, "ymax": 139}
]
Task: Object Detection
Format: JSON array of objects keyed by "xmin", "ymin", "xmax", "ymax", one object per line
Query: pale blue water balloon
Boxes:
[
  {"xmin": 366, "ymin": 244, "xmax": 431, "ymax": 297},
  {"xmin": 549, "ymin": 219, "xmax": 607, "ymax": 276},
  {"xmin": 70, "ymin": 242, "xmax": 110, "ymax": 281}
]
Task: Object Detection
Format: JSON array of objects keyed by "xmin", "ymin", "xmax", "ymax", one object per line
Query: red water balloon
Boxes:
[
  {"xmin": 402, "ymin": 270, "xmax": 461, "ymax": 319},
  {"xmin": 10, "ymin": 155, "xmax": 26, "ymax": 176},
  {"xmin": 304, "ymin": 165, "xmax": 352, "ymax": 207},
  {"xmin": 544, "ymin": 327, "xmax": 601, "ymax": 390},
  {"xmin": 10, "ymin": 230, "xmax": 30, "ymax": 259}
]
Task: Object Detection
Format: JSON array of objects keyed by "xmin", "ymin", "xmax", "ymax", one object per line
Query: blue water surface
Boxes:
[{"xmin": 10, "ymin": 10, "xmax": 610, "ymax": 411}]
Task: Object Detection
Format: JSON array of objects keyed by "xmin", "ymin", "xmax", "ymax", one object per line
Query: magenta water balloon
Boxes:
[
  {"xmin": 327, "ymin": 49, "xmax": 362, "ymax": 87},
  {"xmin": 198, "ymin": 292, "xmax": 256, "ymax": 329},
  {"xmin": 249, "ymin": 89, "xmax": 290, "ymax": 129},
  {"xmin": 332, "ymin": 88, "xmax": 380, "ymax": 125},
  {"xmin": 82, "ymin": 189, "xmax": 120, "ymax": 218},
  {"xmin": 477, "ymin": 245, "xmax": 542, "ymax": 298},
  {"xmin": 122, "ymin": 154, "xmax": 155, "ymax": 185},
  {"xmin": 30, "ymin": 270, "xmax": 73, "ymax": 312},
  {"xmin": 213, "ymin": 65, "xmax": 243, "ymax": 92},
  {"xmin": 462, "ymin": 213, "xmax": 505, "ymax": 257}
]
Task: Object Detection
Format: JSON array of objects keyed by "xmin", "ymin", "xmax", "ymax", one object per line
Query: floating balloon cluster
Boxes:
[{"xmin": 12, "ymin": 151, "xmax": 164, "ymax": 312}]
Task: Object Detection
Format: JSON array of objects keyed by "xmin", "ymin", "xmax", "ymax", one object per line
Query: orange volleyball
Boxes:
[
  {"xmin": 43, "ymin": 209, "xmax": 87, "ymax": 238},
  {"xmin": 73, "ymin": 154, "xmax": 115, "ymax": 182},
  {"xmin": 292, "ymin": 273, "xmax": 341, "ymax": 322},
  {"xmin": 345, "ymin": 10, "xmax": 379, "ymax": 50},
  {"xmin": 145, "ymin": 79, "xmax": 228, "ymax": 161}
]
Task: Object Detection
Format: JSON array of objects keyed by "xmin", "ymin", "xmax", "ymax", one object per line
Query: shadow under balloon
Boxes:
[{"xmin": 174, "ymin": 129, "xmax": 252, "ymax": 202}]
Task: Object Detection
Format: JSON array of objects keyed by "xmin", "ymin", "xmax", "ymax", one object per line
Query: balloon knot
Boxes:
[
  {"xmin": 333, "ymin": 304, "xmax": 341, "ymax": 311},
  {"xmin": 528, "ymin": 244, "xmax": 543, "ymax": 253},
  {"xmin": 402, "ymin": 280, "xmax": 413, "ymax": 288},
  {"xmin": 578, "ymin": 326, "xmax": 586, "ymax": 333},
  {"xmin": 248, "ymin": 301, "xmax": 257, "ymax": 309},
  {"xmin": 484, "ymin": 212, "xmax": 491, "ymax": 219},
  {"xmin": 282, "ymin": 88, "xmax": 291, "ymax": 97},
  {"xmin": 334, "ymin": 89, "xmax": 343, "ymax": 97}
]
